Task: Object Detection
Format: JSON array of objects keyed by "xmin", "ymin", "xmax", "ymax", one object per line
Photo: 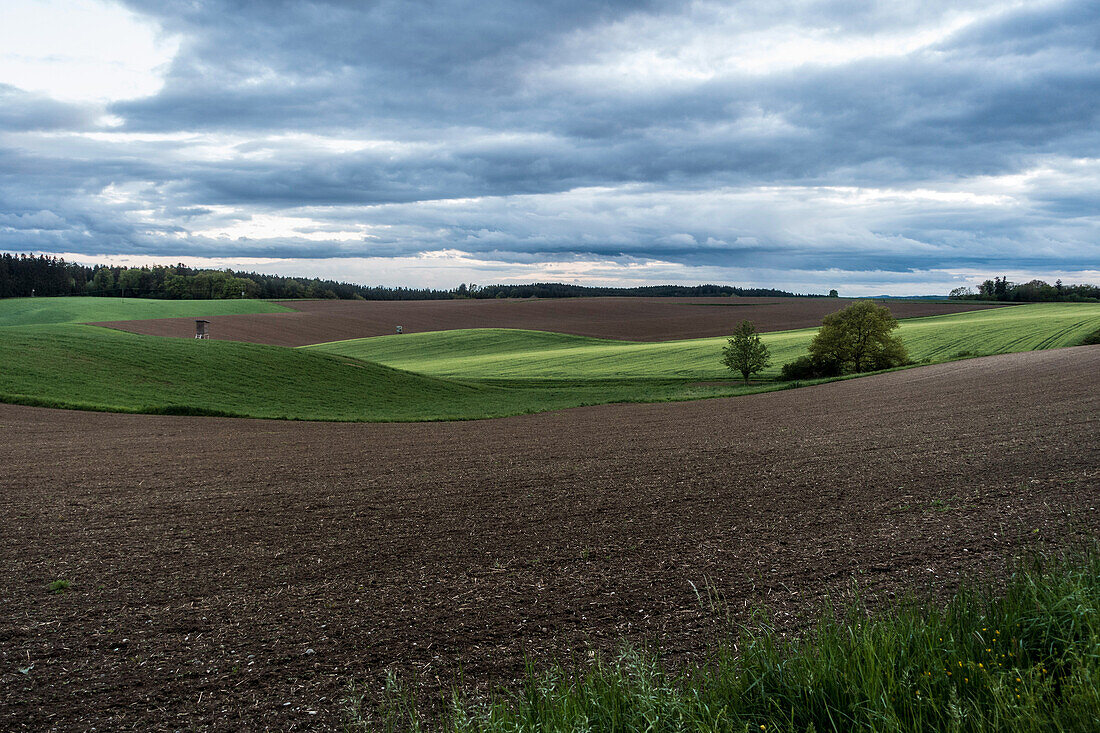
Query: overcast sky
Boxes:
[{"xmin": 1, "ymin": 0, "xmax": 1098, "ymax": 294}]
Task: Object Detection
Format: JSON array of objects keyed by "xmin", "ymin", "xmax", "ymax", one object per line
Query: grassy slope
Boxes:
[
  {"xmin": 309, "ymin": 303, "xmax": 1100, "ymax": 381},
  {"xmin": 0, "ymin": 296, "xmax": 290, "ymax": 326},
  {"xmin": 0, "ymin": 297, "xmax": 772, "ymax": 421},
  {"xmin": 0, "ymin": 324, "xmax": 770, "ymax": 420},
  {"xmin": 0, "ymin": 324, "xmax": 485, "ymax": 421}
]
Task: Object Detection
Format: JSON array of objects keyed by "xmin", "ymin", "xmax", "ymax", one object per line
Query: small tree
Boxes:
[
  {"xmin": 722, "ymin": 320, "xmax": 771, "ymax": 382},
  {"xmin": 808, "ymin": 300, "xmax": 908, "ymax": 373}
]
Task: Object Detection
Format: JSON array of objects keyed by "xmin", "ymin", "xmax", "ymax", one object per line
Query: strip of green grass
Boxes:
[
  {"xmin": 0, "ymin": 324, "xmax": 786, "ymax": 421},
  {"xmin": 308, "ymin": 302, "xmax": 1100, "ymax": 381},
  {"xmin": 346, "ymin": 550, "xmax": 1100, "ymax": 732},
  {"xmin": 0, "ymin": 296, "xmax": 290, "ymax": 326}
]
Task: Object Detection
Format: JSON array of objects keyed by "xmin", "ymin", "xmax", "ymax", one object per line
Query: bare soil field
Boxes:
[
  {"xmin": 92, "ymin": 296, "xmax": 1010, "ymax": 345},
  {"xmin": 2, "ymin": 347, "xmax": 1097, "ymax": 731}
]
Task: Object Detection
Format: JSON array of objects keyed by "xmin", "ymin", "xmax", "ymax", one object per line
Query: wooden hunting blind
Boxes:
[{"xmin": 195, "ymin": 320, "xmax": 210, "ymax": 339}]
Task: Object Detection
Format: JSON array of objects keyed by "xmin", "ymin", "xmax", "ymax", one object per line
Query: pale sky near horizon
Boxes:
[{"xmin": 1, "ymin": 0, "xmax": 1098, "ymax": 294}]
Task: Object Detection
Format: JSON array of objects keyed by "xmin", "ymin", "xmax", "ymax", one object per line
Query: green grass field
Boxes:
[
  {"xmin": 1, "ymin": 300, "xmax": 1097, "ymax": 421},
  {"xmin": 308, "ymin": 303, "xmax": 1100, "ymax": 381},
  {"xmin": 0, "ymin": 295, "xmax": 291, "ymax": 326},
  {"xmin": 0, "ymin": 323, "xmax": 775, "ymax": 421}
]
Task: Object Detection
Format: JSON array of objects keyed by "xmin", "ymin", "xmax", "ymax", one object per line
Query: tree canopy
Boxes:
[{"xmin": 808, "ymin": 300, "xmax": 908, "ymax": 373}]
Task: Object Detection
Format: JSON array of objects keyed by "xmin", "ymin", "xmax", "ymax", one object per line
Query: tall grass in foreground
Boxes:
[{"xmin": 346, "ymin": 551, "xmax": 1100, "ymax": 732}]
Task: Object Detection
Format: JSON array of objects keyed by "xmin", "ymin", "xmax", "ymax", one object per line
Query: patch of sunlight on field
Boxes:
[
  {"xmin": 0, "ymin": 324, "xmax": 776, "ymax": 421},
  {"xmin": 308, "ymin": 302, "xmax": 1100, "ymax": 381}
]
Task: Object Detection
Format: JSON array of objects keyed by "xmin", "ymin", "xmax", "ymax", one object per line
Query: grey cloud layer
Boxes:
[
  {"xmin": 1, "ymin": 0, "xmax": 1098, "ymax": 281},
  {"xmin": 0, "ymin": 85, "xmax": 97, "ymax": 131}
]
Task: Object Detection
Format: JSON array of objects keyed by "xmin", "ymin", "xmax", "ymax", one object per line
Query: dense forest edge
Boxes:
[
  {"xmin": 0, "ymin": 253, "xmax": 808, "ymax": 301},
  {"xmin": 949, "ymin": 275, "xmax": 1099, "ymax": 302}
]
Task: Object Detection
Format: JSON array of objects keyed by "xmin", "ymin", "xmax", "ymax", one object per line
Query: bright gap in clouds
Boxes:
[
  {"xmin": 188, "ymin": 210, "xmax": 379, "ymax": 243},
  {"xmin": 0, "ymin": 0, "xmax": 178, "ymax": 103},
  {"xmin": 538, "ymin": 1, "xmax": 1033, "ymax": 91}
]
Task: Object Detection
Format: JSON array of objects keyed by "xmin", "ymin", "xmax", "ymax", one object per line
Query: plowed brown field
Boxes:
[
  {"xmin": 2, "ymin": 347, "xmax": 1097, "ymax": 730},
  {"xmin": 92, "ymin": 296, "xmax": 1009, "ymax": 345}
]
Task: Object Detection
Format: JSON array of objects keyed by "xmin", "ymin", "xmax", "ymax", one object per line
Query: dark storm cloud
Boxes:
[{"xmin": 1, "ymin": 0, "xmax": 1099, "ymax": 284}]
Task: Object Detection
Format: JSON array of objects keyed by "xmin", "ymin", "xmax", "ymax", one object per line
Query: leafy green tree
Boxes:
[
  {"xmin": 722, "ymin": 320, "xmax": 771, "ymax": 382},
  {"xmin": 90, "ymin": 267, "xmax": 115, "ymax": 295},
  {"xmin": 283, "ymin": 279, "xmax": 306, "ymax": 298},
  {"xmin": 117, "ymin": 267, "xmax": 144, "ymax": 296},
  {"xmin": 163, "ymin": 273, "xmax": 191, "ymax": 299},
  {"xmin": 809, "ymin": 300, "xmax": 908, "ymax": 373}
]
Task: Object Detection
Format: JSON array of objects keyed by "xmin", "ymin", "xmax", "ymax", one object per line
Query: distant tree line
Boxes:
[
  {"xmin": 461, "ymin": 282, "xmax": 813, "ymax": 298},
  {"xmin": 0, "ymin": 253, "xmax": 814, "ymax": 301},
  {"xmin": 949, "ymin": 276, "xmax": 1099, "ymax": 302},
  {"xmin": 0, "ymin": 254, "xmax": 446, "ymax": 300}
]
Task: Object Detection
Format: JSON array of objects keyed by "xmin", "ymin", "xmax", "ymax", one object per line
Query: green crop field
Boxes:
[
  {"xmin": 0, "ymin": 323, "xmax": 771, "ymax": 421},
  {"xmin": 307, "ymin": 302, "xmax": 1100, "ymax": 381},
  {"xmin": 0, "ymin": 296, "xmax": 291, "ymax": 326},
  {"xmin": 1, "ymin": 300, "xmax": 1097, "ymax": 421},
  {"xmin": 0, "ymin": 323, "xmax": 499, "ymax": 420}
]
